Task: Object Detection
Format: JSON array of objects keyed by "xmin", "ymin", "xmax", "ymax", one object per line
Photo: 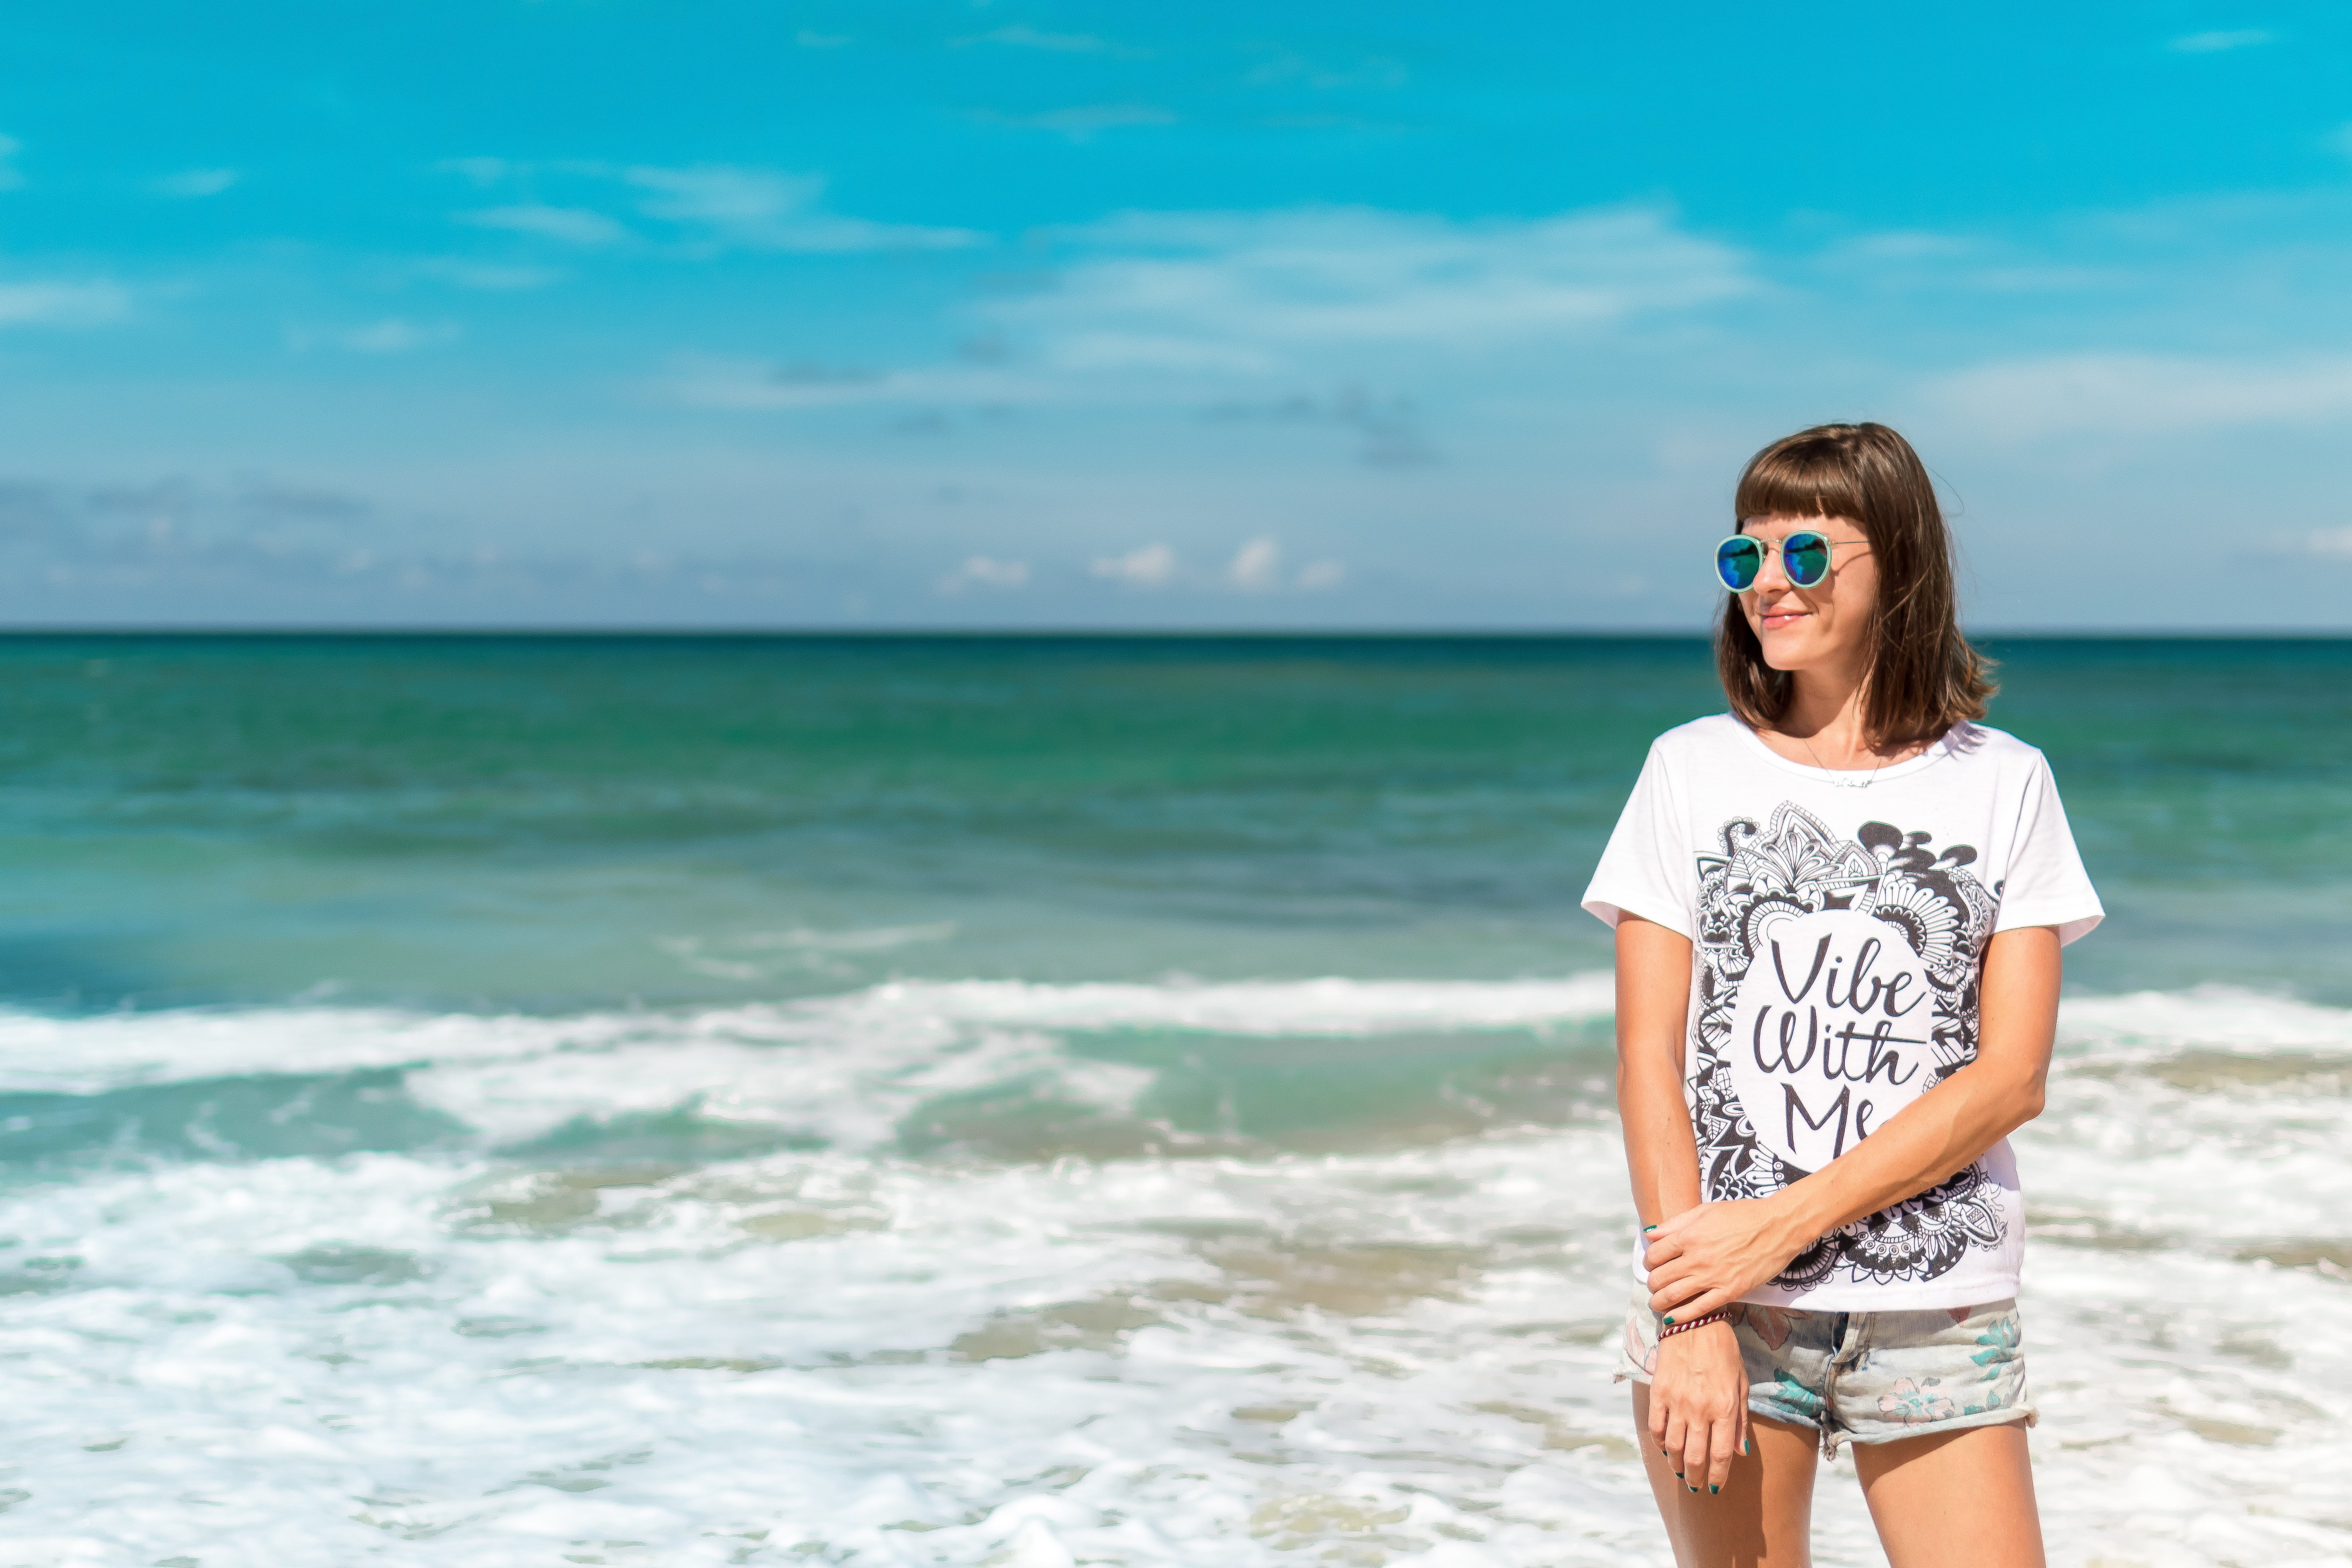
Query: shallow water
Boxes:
[{"xmin": 0, "ymin": 635, "xmax": 2347, "ymax": 1566}]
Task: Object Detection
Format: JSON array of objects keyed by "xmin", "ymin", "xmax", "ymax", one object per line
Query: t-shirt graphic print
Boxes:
[
  {"xmin": 1700, "ymin": 804, "xmax": 1999, "ymax": 1292},
  {"xmin": 1584, "ymin": 716, "xmax": 2103, "ymax": 1312}
]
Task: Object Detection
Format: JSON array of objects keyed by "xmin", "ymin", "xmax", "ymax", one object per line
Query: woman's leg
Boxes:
[
  {"xmin": 1850, "ymin": 1419, "xmax": 2044, "ymax": 1568},
  {"xmin": 1634, "ymin": 1386, "xmax": 1820, "ymax": 1567}
]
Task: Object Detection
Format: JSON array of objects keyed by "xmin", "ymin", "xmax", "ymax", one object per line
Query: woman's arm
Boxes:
[
  {"xmin": 1642, "ymin": 924, "xmax": 2063, "ymax": 1321},
  {"xmin": 1617, "ymin": 914, "xmax": 1703, "ymax": 1228},
  {"xmin": 1615, "ymin": 915, "xmax": 1748, "ymax": 1496}
]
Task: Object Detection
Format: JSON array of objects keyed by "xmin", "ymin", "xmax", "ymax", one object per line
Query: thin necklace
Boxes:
[{"xmin": 1795, "ymin": 733, "xmax": 1883, "ymax": 789}]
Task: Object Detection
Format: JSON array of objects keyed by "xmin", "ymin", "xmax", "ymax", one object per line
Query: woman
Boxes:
[{"xmin": 1582, "ymin": 423, "xmax": 2101, "ymax": 1566}]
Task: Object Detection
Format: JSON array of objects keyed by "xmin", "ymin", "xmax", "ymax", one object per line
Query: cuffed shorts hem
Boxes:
[{"xmin": 1814, "ymin": 1403, "xmax": 2035, "ymax": 1457}]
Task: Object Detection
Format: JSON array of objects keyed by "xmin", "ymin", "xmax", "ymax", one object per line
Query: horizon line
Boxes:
[{"xmin": 0, "ymin": 625, "xmax": 2344, "ymax": 640}]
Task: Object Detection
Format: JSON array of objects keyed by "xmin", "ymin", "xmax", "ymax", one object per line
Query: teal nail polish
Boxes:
[
  {"xmin": 1661, "ymin": 1316, "xmax": 1675, "ymax": 1326},
  {"xmin": 1709, "ymin": 1484, "xmax": 1720, "ymax": 1495},
  {"xmin": 1643, "ymin": 1224, "xmax": 1658, "ymax": 1233}
]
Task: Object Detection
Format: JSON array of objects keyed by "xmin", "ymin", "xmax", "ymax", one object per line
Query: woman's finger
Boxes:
[
  {"xmin": 1640, "ymin": 1231, "xmax": 1686, "ymax": 1266},
  {"xmin": 1678, "ymin": 1411, "xmax": 1711, "ymax": 1494},
  {"xmin": 1704, "ymin": 1412, "xmax": 1740, "ymax": 1495},
  {"xmin": 1659, "ymin": 1405, "xmax": 1687, "ymax": 1473},
  {"xmin": 1644, "ymin": 1258, "xmax": 1699, "ymax": 1304},
  {"xmin": 1646, "ymin": 1279, "xmax": 1709, "ymax": 1319}
]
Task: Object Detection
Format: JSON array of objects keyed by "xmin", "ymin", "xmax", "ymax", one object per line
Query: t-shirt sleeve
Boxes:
[
  {"xmin": 1994, "ymin": 753, "xmax": 2104, "ymax": 946},
  {"xmin": 1581, "ymin": 741, "xmax": 1695, "ymax": 938}
]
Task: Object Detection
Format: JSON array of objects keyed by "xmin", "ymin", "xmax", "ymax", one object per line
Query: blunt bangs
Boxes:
[{"xmin": 1733, "ymin": 445, "xmax": 1869, "ymax": 530}]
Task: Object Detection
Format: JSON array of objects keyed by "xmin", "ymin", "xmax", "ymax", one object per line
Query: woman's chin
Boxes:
[{"xmin": 1754, "ymin": 639, "xmax": 1818, "ymax": 674}]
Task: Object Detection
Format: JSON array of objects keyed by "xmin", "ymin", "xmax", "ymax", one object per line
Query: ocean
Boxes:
[{"xmin": 1, "ymin": 633, "xmax": 2347, "ymax": 1567}]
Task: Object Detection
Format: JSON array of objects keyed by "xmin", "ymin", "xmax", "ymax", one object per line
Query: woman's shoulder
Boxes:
[
  {"xmin": 1644, "ymin": 712, "xmax": 1747, "ymax": 758},
  {"xmin": 1939, "ymin": 721, "xmax": 2048, "ymax": 770}
]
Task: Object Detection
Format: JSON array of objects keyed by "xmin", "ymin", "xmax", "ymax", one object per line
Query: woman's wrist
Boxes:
[
  {"xmin": 1658, "ymin": 1306, "xmax": 1729, "ymax": 1340},
  {"xmin": 1758, "ymin": 1187, "xmax": 1831, "ymax": 1265},
  {"xmin": 1656, "ymin": 1317, "xmax": 1737, "ymax": 1358}
]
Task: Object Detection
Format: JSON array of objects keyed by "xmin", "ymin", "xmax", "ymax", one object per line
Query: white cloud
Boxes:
[
  {"xmin": 628, "ymin": 165, "xmax": 823, "ymax": 227},
  {"xmin": 0, "ymin": 280, "xmax": 129, "ymax": 328},
  {"xmin": 2307, "ymin": 528, "xmax": 2352, "ymax": 558},
  {"xmin": 1052, "ymin": 332, "xmax": 1275, "ymax": 373},
  {"xmin": 649, "ymin": 354, "xmax": 1030, "ymax": 410},
  {"xmin": 461, "ymin": 204, "xmax": 629, "ymax": 246},
  {"xmin": 796, "ymin": 29, "xmax": 851, "ymax": 48},
  {"xmin": 2168, "ymin": 28, "xmax": 2273, "ymax": 52},
  {"xmin": 991, "ymin": 204, "xmax": 1752, "ymax": 371},
  {"xmin": 442, "ymin": 160, "xmax": 981, "ymax": 254},
  {"xmin": 938, "ymin": 555, "xmax": 1030, "ymax": 592},
  {"xmin": 0, "ymin": 132, "xmax": 22, "ymax": 191},
  {"xmin": 646, "ymin": 202, "xmax": 1750, "ymax": 422},
  {"xmin": 154, "ymin": 168, "xmax": 239, "ymax": 198},
  {"xmin": 959, "ymin": 24, "xmax": 1148, "ymax": 57},
  {"xmin": 1927, "ymin": 352, "xmax": 2352, "ymax": 438},
  {"xmin": 2328, "ymin": 123, "xmax": 2352, "ymax": 161},
  {"xmin": 969, "ymin": 104, "xmax": 1177, "ymax": 142},
  {"xmin": 1228, "ymin": 536, "xmax": 1281, "ymax": 590},
  {"xmin": 1091, "ymin": 543, "xmax": 1176, "ymax": 585},
  {"xmin": 1296, "ymin": 559, "xmax": 1346, "ymax": 589},
  {"xmin": 622, "ymin": 164, "xmax": 985, "ymax": 252},
  {"xmin": 291, "ymin": 319, "xmax": 461, "ymax": 354}
]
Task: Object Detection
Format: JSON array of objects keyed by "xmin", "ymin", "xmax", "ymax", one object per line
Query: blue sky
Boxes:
[{"xmin": 3, "ymin": 2, "xmax": 2351, "ymax": 628}]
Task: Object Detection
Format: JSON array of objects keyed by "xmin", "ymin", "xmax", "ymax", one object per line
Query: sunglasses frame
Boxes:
[{"xmin": 1714, "ymin": 528, "xmax": 1864, "ymax": 594}]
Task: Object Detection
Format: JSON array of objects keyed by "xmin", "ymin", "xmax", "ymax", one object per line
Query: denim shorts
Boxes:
[{"xmin": 1616, "ymin": 1289, "xmax": 2036, "ymax": 1456}]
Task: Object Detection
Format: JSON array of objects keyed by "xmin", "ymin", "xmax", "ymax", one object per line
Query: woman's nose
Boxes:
[{"xmin": 1752, "ymin": 542, "xmax": 1793, "ymax": 592}]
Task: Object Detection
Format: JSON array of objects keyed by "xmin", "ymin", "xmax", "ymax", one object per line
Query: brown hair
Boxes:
[{"xmin": 1716, "ymin": 422, "xmax": 1994, "ymax": 746}]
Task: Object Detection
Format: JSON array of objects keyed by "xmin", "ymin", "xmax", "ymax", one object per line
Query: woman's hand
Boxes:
[
  {"xmin": 1642, "ymin": 1197, "xmax": 1814, "ymax": 1323},
  {"xmin": 1648, "ymin": 1321, "xmax": 1748, "ymax": 1494}
]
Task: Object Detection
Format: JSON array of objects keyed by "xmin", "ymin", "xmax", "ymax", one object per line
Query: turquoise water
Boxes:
[
  {"xmin": 1, "ymin": 635, "xmax": 2348, "ymax": 1566},
  {"xmin": 4, "ymin": 634, "xmax": 2343, "ymax": 1014}
]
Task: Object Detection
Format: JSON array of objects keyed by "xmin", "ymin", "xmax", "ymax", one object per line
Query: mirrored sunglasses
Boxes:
[{"xmin": 1715, "ymin": 530, "xmax": 1840, "ymax": 593}]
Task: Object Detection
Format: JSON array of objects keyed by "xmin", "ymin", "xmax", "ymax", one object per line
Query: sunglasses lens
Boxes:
[
  {"xmin": 1716, "ymin": 538, "xmax": 1763, "ymax": 591},
  {"xmin": 1783, "ymin": 532, "xmax": 1832, "ymax": 587}
]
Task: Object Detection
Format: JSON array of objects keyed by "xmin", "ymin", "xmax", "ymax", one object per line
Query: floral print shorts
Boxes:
[{"xmin": 1616, "ymin": 1290, "xmax": 2035, "ymax": 1457}]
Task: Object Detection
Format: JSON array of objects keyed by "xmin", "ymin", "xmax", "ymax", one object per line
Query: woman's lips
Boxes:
[{"xmin": 1759, "ymin": 608, "xmax": 1810, "ymax": 630}]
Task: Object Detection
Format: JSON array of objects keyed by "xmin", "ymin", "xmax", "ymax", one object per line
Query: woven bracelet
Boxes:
[{"xmin": 1658, "ymin": 1309, "xmax": 1728, "ymax": 1340}]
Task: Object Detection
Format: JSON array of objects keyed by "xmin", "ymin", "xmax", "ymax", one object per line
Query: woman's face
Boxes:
[{"xmin": 1738, "ymin": 513, "xmax": 1879, "ymax": 676}]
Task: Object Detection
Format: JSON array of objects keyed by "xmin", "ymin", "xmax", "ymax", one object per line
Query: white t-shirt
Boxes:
[{"xmin": 1582, "ymin": 714, "xmax": 2102, "ymax": 1311}]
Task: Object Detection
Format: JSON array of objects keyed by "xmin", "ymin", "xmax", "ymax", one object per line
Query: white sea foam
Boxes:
[
  {"xmin": 0, "ymin": 1005, "xmax": 622, "ymax": 1095},
  {"xmin": 2056, "ymin": 983, "xmax": 2352, "ymax": 1060},
  {"xmin": 2, "ymin": 979, "xmax": 2348, "ymax": 1564},
  {"xmin": 0, "ymin": 974, "xmax": 1618, "ymax": 1098}
]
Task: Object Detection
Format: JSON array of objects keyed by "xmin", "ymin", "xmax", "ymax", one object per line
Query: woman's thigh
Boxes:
[
  {"xmin": 1851, "ymin": 1419, "xmax": 2043, "ymax": 1568},
  {"xmin": 1633, "ymin": 1387, "xmax": 1820, "ymax": 1568}
]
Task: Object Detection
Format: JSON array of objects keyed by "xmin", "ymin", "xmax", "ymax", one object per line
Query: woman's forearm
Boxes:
[
  {"xmin": 1621, "ymin": 1050, "xmax": 1704, "ymax": 1226},
  {"xmin": 1767, "ymin": 1055, "xmax": 2044, "ymax": 1238},
  {"xmin": 1765, "ymin": 925, "xmax": 2061, "ymax": 1243}
]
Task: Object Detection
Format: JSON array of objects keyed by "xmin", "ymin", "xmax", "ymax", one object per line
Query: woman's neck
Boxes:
[{"xmin": 1764, "ymin": 674, "xmax": 1929, "ymax": 770}]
